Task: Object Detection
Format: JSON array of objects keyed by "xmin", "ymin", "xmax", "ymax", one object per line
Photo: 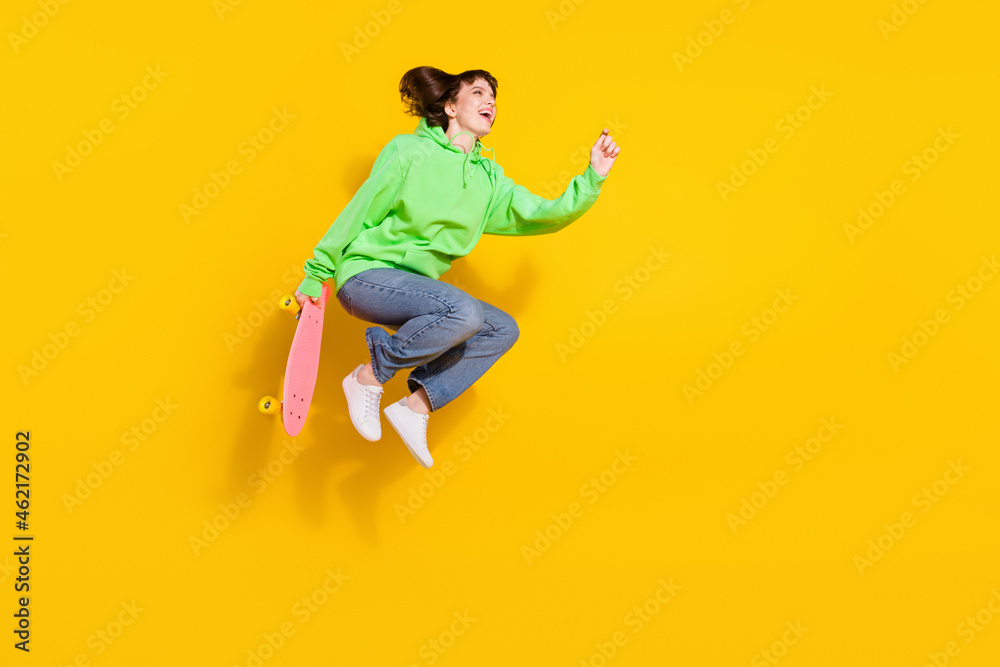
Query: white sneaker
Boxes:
[
  {"xmin": 342, "ymin": 364, "xmax": 384, "ymax": 441},
  {"xmin": 384, "ymin": 397, "xmax": 432, "ymax": 468}
]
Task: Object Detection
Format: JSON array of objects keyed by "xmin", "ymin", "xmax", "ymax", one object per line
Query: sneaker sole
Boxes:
[
  {"xmin": 385, "ymin": 404, "xmax": 432, "ymax": 468},
  {"xmin": 342, "ymin": 373, "xmax": 381, "ymax": 442}
]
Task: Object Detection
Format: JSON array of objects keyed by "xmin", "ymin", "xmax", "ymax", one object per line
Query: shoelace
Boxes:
[
  {"xmin": 416, "ymin": 412, "xmax": 429, "ymax": 447},
  {"xmin": 362, "ymin": 386, "xmax": 382, "ymax": 420}
]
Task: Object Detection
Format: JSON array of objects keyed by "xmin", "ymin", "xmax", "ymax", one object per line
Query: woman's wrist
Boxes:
[{"xmin": 588, "ymin": 162, "xmax": 610, "ymax": 179}]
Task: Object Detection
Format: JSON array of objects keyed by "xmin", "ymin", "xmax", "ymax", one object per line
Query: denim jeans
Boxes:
[{"xmin": 335, "ymin": 268, "xmax": 520, "ymax": 412}]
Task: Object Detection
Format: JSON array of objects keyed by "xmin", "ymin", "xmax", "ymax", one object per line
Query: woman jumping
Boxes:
[{"xmin": 293, "ymin": 66, "xmax": 621, "ymax": 468}]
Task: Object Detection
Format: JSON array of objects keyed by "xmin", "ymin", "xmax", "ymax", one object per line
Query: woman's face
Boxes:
[{"xmin": 445, "ymin": 78, "xmax": 496, "ymax": 140}]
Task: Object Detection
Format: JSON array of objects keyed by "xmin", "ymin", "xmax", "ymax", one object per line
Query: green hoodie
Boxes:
[{"xmin": 297, "ymin": 115, "xmax": 610, "ymax": 298}]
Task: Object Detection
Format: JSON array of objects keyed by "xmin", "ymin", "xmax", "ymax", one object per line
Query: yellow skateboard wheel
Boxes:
[
  {"xmin": 279, "ymin": 294, "xmax": 301, "ymax": 316},
  {"xmin": 258, "ymin": 395, "xmax": 279, "ymax": 415}
]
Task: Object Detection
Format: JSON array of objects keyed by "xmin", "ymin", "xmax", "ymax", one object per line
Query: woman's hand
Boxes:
[
  {"xmin": 590, "ymin": 128, "xmax": 621, "ymax": 178},
  {"xmin": 294, "ymin": 289, "xmax": 319, "ymax": 310}
]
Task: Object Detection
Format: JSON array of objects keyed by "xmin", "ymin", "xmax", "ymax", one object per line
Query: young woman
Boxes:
[{"xmin": 294, "ymin": 66, "xmax": 620, "ymax": 469}]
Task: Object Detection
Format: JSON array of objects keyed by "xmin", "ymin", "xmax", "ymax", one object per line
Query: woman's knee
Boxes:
[
  {"xmin": 487, "ymin": 308, "xmax": 519, "ymax": 346},
  {"xmin": 449, "ymin": 297, "xmax": 485, "ymax": 339}
]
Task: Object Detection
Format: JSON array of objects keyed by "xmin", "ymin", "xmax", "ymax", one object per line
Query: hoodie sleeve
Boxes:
[
  {"xmin": 482, "ymin": 162, "xmax": 608, "ymax": 236},
  {"xmin": 297, "ymin": 138, "xmax": 403, "ymax": 297}
]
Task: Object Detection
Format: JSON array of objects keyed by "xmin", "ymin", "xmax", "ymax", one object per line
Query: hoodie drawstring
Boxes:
[
  {"xmin": 449, "ymin": 130, "xmax": 475, "ymax": 188},
  {"xmin": 447, "ymin": 130, "xmax": 495, "ymax": 189},
  {"xmin": 480, "ymin": 145, "xmax": 496, "ymax": 190}
]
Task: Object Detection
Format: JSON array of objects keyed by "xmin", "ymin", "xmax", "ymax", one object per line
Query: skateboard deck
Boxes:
[{"xmin": 279, "ymin": 283, "xmax": 331, "ymax": 436}]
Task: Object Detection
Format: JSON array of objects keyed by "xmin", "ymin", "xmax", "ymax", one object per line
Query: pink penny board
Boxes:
[{"xmin": 282, "ymin": 283, "xmax": 331, "ymax": 437}]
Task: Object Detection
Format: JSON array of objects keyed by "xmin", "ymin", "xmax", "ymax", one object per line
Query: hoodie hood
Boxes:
[{"xmin": 414, "ymin": 116, "xmax": 496, "ymax": 190}]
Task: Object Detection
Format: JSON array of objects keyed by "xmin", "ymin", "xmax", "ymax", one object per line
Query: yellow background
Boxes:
[{"xmin": 2, "ymin": 0, "xmax": 998, "ymax": 664}]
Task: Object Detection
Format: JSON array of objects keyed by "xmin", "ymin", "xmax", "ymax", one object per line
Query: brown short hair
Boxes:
[{"xmin": 399, "ymin": 66, "xmax": 499, "ymax": 130}]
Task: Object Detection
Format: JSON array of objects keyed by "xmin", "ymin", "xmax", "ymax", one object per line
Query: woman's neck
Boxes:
[{"xmin": 444, "ymin": 125, "xmax": 477, "ymax": 154}]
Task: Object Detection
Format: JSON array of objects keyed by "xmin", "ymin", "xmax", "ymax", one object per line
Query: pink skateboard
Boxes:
[{"xmin": 258, "ymin": 283, "xmax": 332, "ymax": 436}]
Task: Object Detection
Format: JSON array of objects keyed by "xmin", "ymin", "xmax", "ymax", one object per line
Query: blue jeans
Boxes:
[{"xmin": 335, "ymin": 268, "xmax": 520, "ymax": 412}]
